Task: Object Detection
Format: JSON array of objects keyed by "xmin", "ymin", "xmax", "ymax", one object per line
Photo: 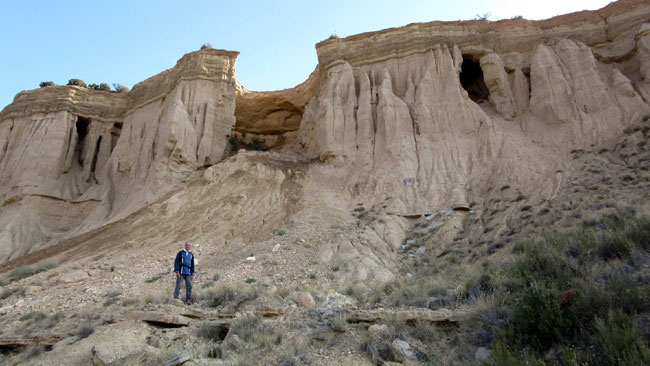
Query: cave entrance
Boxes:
[
  {"xmin": 75, "ymin": 116, "xmax": 91, "ymax": 164},
  {"xmin": 460, "ymin": 56, "xmax": 489, "ymax": 103}
]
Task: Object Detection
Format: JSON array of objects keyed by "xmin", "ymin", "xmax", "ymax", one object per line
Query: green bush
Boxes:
[
  {"xmin": 88, "ymin": 83, "xmax": 111, "ymax": 91},
  {"xmin": 479, "ymin": 210, "xmax": 650, "ymax": 364},
  {"xmin": 594, "ymin": 310, "xmax": 650, "ymax": 365},
  {"xmin": 39, "ymin": 81, "xmax": 55, "ymax": 88},
  {"xmin": 506, "ymin": 281, "xmax": 573, "ymax": 351},
  {"xmin": 67, "ymin": 78, "xmax": 87, "ymax": 88}
]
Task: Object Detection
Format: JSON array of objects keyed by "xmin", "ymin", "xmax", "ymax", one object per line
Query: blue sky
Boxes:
[{"xmin": 0, "ymin": 0, "xmax": 610, "ymax": 110}]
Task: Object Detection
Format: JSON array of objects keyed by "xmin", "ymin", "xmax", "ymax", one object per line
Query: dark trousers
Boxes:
[{"xmin": 174, "ymin": 274, "xmax": 192, "ymax": 300}]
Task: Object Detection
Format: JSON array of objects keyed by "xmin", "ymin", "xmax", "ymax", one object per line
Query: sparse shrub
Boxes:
[
  {"xmin": 308, "ymin": 273, "xmax": 317, "ymax": 280},
  {"xmin": 500, "ymin": 185, "xmax": 510, "ymax": 191},
  {"xmin": 245, "ymin": 278, "xmax": 256, "ymax": 284},
  {"xmin": 276, "ymin": 338, "xmax": 310, "ymax": 366},
  {"xmin": 200, "ymin": 43, "xmax": 213, "ymax": 50},
  {"xmin": 103, "ymin": 297, "xmax": 119, "ymax": 306},
  {"xmin": 67, "ymin": 79, "xmax": 87, "ymax": 88},
  {"xmin": 112, "ymin": 83, "xmax": 129, "ymax": 93},
  {"xmin": 203, "ymin": 284, "xmax": 236, "ymax": 307},
  {"xmin": 201, "ymin": 281, "xmax": 216, "ymax": 289},
  {"xmin": 121, "ymin": 298, "xmax": 138, "ymax": 306},
  {"xmin": 594, "ymin": 310, "xmax": 650, "ymax": 365},
  {"xmin": 197, "ymin": 323, "xmax": 229, "ymax": 342},
  {"xmin": 45, "ymin": 312, "xmax": 64, "ymax": 329},
  {"xmin": 20, "ymin": 311, "xmax": 47, "ymax": 322},
  {"xmin": 228, "ymin": 136, "xmax": 268, "ymax": 152},
  {"xmin": 357, "ymin": 210, "xmax": 369, "ymax": 219},
  {"xmin": 513, "ymin": 194, "xmax": 526, "ymax": 202},
  {"xmin": 331, "ymin": 314, "xmax": 348, "ymax": 333},
  {"xmin": 342, "ymin": 285, "xmax": 366, "ymax": 304},
  {"xmin": 228, "ymin": 314, "xmax": 281, "ymax": 350},
  {"xmin": 491, "ymin": 342, "xmax": 542, "ymax": 366},
  {"xmin": 326, "ymin": 33, "xmax": 340, "ymax": 40},
  {"xmin": 9, "ymin": 261, "xmax": 56, "ymax": 282},
  {"xmin": 39, "ymin": 81, "xmax": 55, "ymax": 88},
  {"xmin": 206, "ymin": 345, "xmax": 222, "ymax": 358},
  {"xmin": 361, "ymin": 335, "xmax": 396, "ymax": 365},
  {"xmin": 409, "ymin": 320, "xmax": 437, "ymax": 343},
  {"xmin": 275, "ymin": 229, "xmax": 286, "ymax": 236},
  {"xmin": 1, "ymin": 286, "xmax": 24, "ymax": 299},
  {"xmin": 460, "ymin": 269, "xmax": 495, "ymax": 302}
]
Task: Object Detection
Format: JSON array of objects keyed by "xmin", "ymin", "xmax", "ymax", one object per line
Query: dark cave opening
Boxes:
[
  {"xmin": 460, "ymin": 56, "xmax": 489, "ymax": 103},
  {"xmin": 75, "ymin": 116, "xmax": 91, "ymax": 164},
  {"xmin": 90, "ymin": 136, "xmax": 101, "ymax": 177}
]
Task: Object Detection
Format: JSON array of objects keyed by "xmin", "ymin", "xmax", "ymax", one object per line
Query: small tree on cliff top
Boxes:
[{"xmin": 67, "ymin": 79, "xmax": 87, "ymax": 88}]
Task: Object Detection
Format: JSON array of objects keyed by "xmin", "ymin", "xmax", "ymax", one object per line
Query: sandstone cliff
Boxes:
[
  {"xmin": 0, "ymin": 49, "xmax": 238, "ymax": 261},
  {"xmin": 1, "ymin": 0, "xmax": 649, "ymax": 282}
]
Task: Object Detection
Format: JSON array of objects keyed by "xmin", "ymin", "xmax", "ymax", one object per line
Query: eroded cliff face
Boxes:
[
  {"xmin": 1, "ymin": 0, "xmax": 650, "ymax": 273},
  {"xmin": 0, "ymin": 49, "xmax": 239, "ymax": 261},
  {"xmin": 294, "ymin": 0, "xmax": 650, "ymax": 218}
]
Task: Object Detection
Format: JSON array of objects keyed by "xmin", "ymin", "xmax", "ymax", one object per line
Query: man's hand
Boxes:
[
  {"xmin": 190, "ymin": 275, "xmax": 194, "ymax": 280},
  {"xmin": 175, "ymin": 272, "xmax": 180, "ymax": 278}
]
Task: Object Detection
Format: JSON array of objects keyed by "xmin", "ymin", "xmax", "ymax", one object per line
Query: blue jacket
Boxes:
[{"xmin": 174, "ymin": 250, "xmax": 195, "ymax": 275}]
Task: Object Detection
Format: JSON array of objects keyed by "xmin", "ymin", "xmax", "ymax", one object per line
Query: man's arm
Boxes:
[
  {"xmin": 174, "ymin": 251, "xmax": 181, "ymax": 276},
  {"xmin": 190, "ymin": 253, "xmax": 195, "ymax": 278}
]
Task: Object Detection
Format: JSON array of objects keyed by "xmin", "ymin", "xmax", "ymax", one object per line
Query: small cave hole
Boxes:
[
  {"xmin": 89, "ymin": 136, "xmax": 101, "ymax": 178},
  {"xmin": 75, "ymin": 116, "xmax": 91, "ymax": 164},
  {"xmin": 460, "ymin": 56, "xmax": 489, "ymax": 103}
]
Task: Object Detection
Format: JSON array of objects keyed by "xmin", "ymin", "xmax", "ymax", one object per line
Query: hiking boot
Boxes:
[{"xmin": 185, "ymin": 299, "xmax": 193, "ymax": 305}]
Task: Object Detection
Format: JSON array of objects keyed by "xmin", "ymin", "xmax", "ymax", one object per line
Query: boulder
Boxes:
[
  {"xmin": 92, "ymin": 340, "xmax": 159, "ymax": 366},
  {"xmin": 293, "ymin": 292, "xmax": 315, "ymax": 308},
  {"xmin": 391, "ymin": 339, "xmax": 415, "ymax": 361},
  {"xmin": 368, "ymin": 324, "xmax": 389, "ymax": 337}
]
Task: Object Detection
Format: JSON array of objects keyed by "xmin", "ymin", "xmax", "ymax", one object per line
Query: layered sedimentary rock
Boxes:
[
  {"xmin": 0, "ymin": 49, "xmax": 239, "ymax": 261},
  {"xmin": 295, "ymin": 0, "xmax": 650, "ymax": 216},
  {"xmin": 1, "ymin": 0, "xmax": 650, "ymax": 267}
]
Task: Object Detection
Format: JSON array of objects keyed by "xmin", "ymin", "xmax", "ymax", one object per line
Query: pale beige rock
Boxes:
[
  {"xmin": 391, "ymin": 339, "xmax": 416, "ymax": 361},
  {"xmin": 368, "ymin": 324, "xmax": 389, "ymax": 337},
  {"xmin": 481, "ymin": 53, "xmax": 517, "ymax": 119},
  {"xmin": 25, "ymin": 286, "xmax": 43, "ymax": 296},
  {"xmin": 59, "ymin": 269, "xmax": 89, "ymax": 283},
  {"xmin": 293, "ymin": 292, "xmax": 315, "ymax": 307}
]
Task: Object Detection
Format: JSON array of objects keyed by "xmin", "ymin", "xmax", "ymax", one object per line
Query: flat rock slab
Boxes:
[
  {"xmin": 0, "ymin": 332, "xmax": 68, "ymax": 348},
  {"xmin": 124, "ymin": 310, "xmax": 190, "ymax": 327},
  {"xmin": 347, "ymin": 308, "xmax": 466, "ymax": 324},
  {"xmin": 163, "ymin": 352, "xmax": 190, "ymax": 366},
  {"xmin": 218, "ymin": 306, "xmax": 286, "ymax": 319}
]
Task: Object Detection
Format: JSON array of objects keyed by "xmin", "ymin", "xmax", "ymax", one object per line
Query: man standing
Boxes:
[{"xmin": 174, "ymin": 241, "xmax": 195, "ymax": 304}]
